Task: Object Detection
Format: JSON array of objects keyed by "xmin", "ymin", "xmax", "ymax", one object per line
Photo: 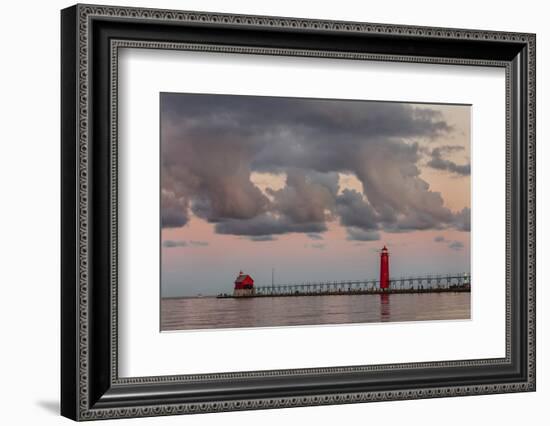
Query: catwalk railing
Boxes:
[{"xmin": 250, "ymin": 273, "xmax": 471, "ymax": 296}]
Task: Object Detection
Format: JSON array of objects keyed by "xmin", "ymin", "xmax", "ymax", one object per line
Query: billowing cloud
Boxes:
[
  {"xmin": 336, "ymin": 189, "xmax": 379, "ymax": 231},
  {"xmin": 427, "ymin": 146, "xmax": 470, "ymax": 176},
  {"xmin": 161, "ymin": 93, "xmax": 469, "ymax": 238},
  {"xmin": 267, "ymin": 169, "xmax": 338, "ymax": 224}
]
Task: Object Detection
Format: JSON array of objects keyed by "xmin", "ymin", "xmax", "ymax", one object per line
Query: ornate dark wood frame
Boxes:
[{"xmin": 61, "ymin": 3, "xmax": 536, "ymax": 421}]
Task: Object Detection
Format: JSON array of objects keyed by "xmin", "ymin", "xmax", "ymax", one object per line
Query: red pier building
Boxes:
[
  {"xmin": 380, "ymin": 246, "xmax": 390, "ymax": 289},
  {"xmin": 234, "ymin": 271, "xmax": 255, "ymax": 297},
  {"xmin": 234, "ymin": 271, "xmax": 254, "ymax": 289}
]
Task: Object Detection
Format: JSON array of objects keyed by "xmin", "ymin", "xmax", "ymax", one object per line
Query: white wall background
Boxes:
[{"xmin": 0, "ymin": 0, "xmax": 546, "ymax": 424}]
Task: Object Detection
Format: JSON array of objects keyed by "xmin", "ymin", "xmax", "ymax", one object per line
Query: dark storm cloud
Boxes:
[
  {"xmin": 427, "ymin": 147, "xmax": 471, "ymax": 176},
  {"xmin": 161, "ymin": 93, "xmax": 469, "ymax": 237}
]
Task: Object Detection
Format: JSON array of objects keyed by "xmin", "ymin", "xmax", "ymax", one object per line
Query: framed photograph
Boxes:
[
  {"xmin": 61, "ymin": 4, "xmax": 536, "ymax": 421},
  {"xmin": 158, "ymin": 93, "xmax": 473, "ymax": 331}
]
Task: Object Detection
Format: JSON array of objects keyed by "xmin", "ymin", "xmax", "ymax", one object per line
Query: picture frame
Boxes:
[{"xmin": 61, "ymin": 3, "xmax": 536, "ymax": 421}]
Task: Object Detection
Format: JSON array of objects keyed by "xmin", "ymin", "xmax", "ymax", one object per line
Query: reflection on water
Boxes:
[
  {"xmin": 380, "ymin": 294, "xmax": 390, "ymax": 321},
  {"xmin": 161, "ymin": 292, "xmax": 470, "ymax": 331}
]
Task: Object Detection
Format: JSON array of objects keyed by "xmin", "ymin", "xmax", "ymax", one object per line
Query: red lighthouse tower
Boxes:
[{"xmin": 380, "ymin": 246, "xmax": 390, "ymax": 289}]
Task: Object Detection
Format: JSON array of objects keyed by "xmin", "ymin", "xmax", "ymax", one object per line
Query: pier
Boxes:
[
  {"xmin": 217, "ymin": 273, "xmax": 471, "ymax": 298},
  {"xmin": 256, "ymin": 273, "xmax": 470, "ymax": 296},
  {"xmin": 220, "ymin": 247, "xmax": 470, "ymax": 298}
]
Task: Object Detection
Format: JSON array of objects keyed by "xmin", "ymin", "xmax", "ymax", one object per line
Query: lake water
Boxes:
[{"xmin": 161, "ymin": 292, "xmax": 470, "ymax": 331}]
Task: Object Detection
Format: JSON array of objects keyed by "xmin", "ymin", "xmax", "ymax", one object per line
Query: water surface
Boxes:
[{"xmin": 161, "ymin": 292, "xmax": 470, "ymax": 331}]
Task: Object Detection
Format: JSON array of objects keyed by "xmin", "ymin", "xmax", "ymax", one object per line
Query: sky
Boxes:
[{"xmin": 160, "ymin": 93, "xmax": 471, "ymax": 297}]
